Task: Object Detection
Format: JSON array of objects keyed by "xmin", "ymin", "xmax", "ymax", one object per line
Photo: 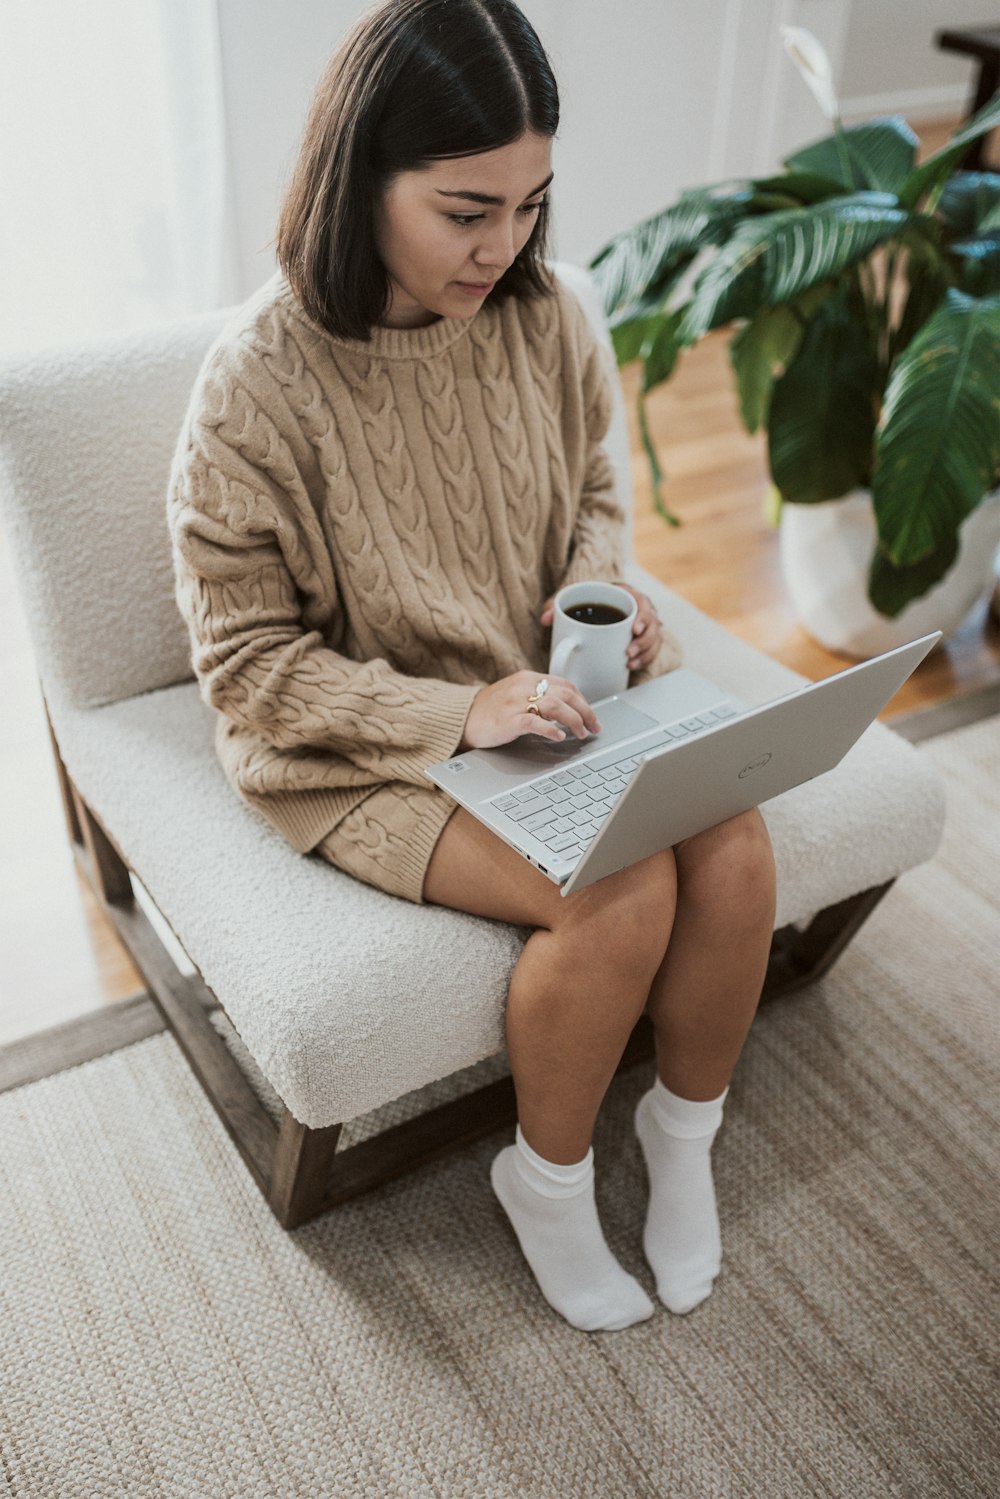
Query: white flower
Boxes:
[{"xmin": 781, "ymin": 25, "xmax": 839, "ymax": 121}]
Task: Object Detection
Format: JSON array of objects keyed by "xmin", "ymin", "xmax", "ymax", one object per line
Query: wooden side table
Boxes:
[{"xmin": 936, "ymin": 25, "xmax": 1000, "ymax": 169}]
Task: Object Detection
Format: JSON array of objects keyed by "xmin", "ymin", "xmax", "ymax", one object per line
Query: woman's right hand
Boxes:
[{"xmin": 459, "ymin": 671, "xmax": 602, "ymax": 751}]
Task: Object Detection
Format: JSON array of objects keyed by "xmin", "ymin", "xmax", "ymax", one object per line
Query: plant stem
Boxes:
[
  {"xmin": 637, "ymin": 386, "xmax": 681, "ymax": 527},
  {"xmin": 855, "ymin": 261, "xmax": 881, "ymax": 356},
  {"xmin": 881, "ymin": 243, "xmax": 900, "ymax": 373},
  {"xmin": 833, "ymin": 113, "xmax": 856, "ymax": 190}
]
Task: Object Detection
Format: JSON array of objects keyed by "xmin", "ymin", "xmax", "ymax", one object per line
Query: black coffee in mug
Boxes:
[{"xmin": 565, "ymin": 601, "xmax": 629, "ymax": 626}]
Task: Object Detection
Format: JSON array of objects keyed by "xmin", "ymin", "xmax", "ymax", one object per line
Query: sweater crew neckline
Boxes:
[{"xmin": 275, "ymin": 275, "xmax": 478, "ymax": 361}]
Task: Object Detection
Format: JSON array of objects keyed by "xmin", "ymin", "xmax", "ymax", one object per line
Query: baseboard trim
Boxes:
[
  {"xmin": 0, "ymin": 992, "xmax": 164, "ymax": 1095},
  {"xmin": 839, "ymin": 82, "xmax": 969, "ymax": 127},
  {"xmin": 887, "ymin": 681, "xmax": 1000, "ymax": 744}
]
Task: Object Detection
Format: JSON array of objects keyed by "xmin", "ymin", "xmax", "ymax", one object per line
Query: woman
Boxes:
[{"xmin": 167, "ymin": 0, "xmax": 776, "ymax": 1333}]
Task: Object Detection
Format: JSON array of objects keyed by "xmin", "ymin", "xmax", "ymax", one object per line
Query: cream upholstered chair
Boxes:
[{"xmin": 0, "ymin": 262, "xmax": 945, "ymax": 1227}]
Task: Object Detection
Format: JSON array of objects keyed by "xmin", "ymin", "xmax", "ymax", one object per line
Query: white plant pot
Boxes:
[{"xmin": 778, "ymin": 487, "xmax": 1000, "ymax": 658}]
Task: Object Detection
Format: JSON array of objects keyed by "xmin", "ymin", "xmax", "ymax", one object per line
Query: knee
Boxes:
[
  {"xmin": 563, "ymin": 849, "xmax": 676, "ymax": 973},
  {"xmin": 678, "ymin": 809, "xmax": 776, "ymax": 911},
  {"xmin": 727, "ymin": 807, "xmax": 776, "ymax": 873}
]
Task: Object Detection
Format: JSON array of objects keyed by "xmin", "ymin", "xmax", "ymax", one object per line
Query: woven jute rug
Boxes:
[{"xmin": 1, "ymin": 716, "xmax": 998, "ymax": 1499}]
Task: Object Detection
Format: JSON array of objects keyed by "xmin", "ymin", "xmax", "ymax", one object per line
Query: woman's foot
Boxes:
[
  {"xmin": 490, "ymin": 1126, "xmax": 655, "ymax": 1332},
  {"xmin": 634, "ymin": 1079, "xmax": 727, "ymax": 1314}
]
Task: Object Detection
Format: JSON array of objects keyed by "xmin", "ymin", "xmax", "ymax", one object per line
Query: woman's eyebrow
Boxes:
[{"xmin": 433, "ymin": 171, "xmax": 554, "ymax": 207}]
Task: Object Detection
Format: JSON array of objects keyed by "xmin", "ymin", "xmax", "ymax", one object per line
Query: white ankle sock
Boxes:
[
  {"xmin": 490, "ymin": 1125, "xmax": 655, "ymax": 1332},
  {"xmin": 634, "ymin": 1077, "xmax": 728, "ymax": 1314}
]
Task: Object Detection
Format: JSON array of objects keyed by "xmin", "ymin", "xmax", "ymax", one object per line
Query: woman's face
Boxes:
[{"xmin": 373, "ymin": 130, "xmax": 553, "ymax": 328}]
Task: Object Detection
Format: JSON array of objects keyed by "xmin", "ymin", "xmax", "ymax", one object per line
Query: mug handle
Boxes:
[{"xmin": 550, "ymin": 637, "xmax": 578, "ymax": 675}]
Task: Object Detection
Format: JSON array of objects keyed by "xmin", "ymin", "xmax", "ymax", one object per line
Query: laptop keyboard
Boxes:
[{"xmin": 488, "ymin": 699, "xmax": 739, "ymax": 864}]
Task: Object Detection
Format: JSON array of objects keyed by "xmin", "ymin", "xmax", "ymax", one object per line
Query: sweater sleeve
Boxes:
[{"xmin": 167, "ymin": 357, "xmax": 479, "ymax": 785}]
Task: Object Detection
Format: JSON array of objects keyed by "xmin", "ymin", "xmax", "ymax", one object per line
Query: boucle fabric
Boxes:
[
  {"xmin": 0, "ymin": 260, "xmax": 946, "ymax": 1127},
  {"xmin": 0, "ymin": 713, "xmax": 994, "ymax": 1497},
  {"xmin": 166, "ymin": 269, "xmax": 681, "ymax": 860},
  {"xmin": 41, "ymin": 573, "xmax": 946, "ymax": 1127},
  {"xmin": 0, "ymin": 309, "xmax": 228, "ymax": 711}
]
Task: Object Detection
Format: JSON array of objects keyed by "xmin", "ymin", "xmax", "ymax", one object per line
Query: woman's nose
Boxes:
[{"xmin": 478, "ymin": 218, "xmax": 517, "ymax": 271}]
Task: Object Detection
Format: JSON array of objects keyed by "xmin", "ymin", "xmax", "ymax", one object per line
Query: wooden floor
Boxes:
[{"xmin": 2, "ymin": 117, "xmax": 999, "ymax": 1049}]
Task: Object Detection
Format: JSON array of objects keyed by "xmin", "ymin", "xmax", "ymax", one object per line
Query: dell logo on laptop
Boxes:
[
  {"xmin": 739, "ymin": 752, "xmax": 772, "ymax": 779},
  {"xmin": 445, "ymin": 759, "xmax": 468, "ymax": 772}
]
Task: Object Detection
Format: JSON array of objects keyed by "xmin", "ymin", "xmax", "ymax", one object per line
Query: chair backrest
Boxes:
[
  {"xmin": 0, "ymin": 309, "xmax": 230, "ymax": 711},
  {"xmin": 0, "ymin": 262, "xmax": 633, "ymax": 712}
]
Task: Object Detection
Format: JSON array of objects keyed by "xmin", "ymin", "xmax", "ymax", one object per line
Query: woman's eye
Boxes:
[{"xmin": 448, "ymin": 199, "xmax": 547, "ymax": 228}]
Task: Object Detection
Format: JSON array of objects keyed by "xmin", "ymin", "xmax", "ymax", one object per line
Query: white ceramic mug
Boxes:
[{"xmin": 548, "ymin": 581, "xmax": 637, "ymax": 702}]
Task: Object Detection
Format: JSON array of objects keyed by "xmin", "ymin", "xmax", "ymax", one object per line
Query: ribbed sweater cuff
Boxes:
[
  {"xmin": 393, "ymin": 682, "xmax": 482, "ymax": 783},
  {"xmin": 394, "ymin": 793, "xmax": 463, "ymax": 905},
  {"xmin": 244, "ymin": 786, "xmax": 370, "ymax": 853}
]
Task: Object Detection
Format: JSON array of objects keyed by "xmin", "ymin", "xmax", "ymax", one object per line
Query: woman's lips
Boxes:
[{"xmin": 455, "ymin": 280, "xmax": 495, "ymax": 293}]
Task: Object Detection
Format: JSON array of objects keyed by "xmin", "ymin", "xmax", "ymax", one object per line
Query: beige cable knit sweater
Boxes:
[{"xmin": 167, "ymin": 269, "xmax": 682, "ymax": 856}]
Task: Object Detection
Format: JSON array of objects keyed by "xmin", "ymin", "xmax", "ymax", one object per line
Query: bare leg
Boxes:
[
  {"xmin": 424, "ymin": 807, "xmax": 677, "ymax": 1162},
  {"xmin": 644, "ymin": 808, "xmax": 777, "ymax": 1099},
  {"xmin": 635, "ymin": 808, "xmax": 777, "ymax": 1313},
  {"xmin": 423, "ymin": 808, "xmax": 676, "ymax": 1330}
]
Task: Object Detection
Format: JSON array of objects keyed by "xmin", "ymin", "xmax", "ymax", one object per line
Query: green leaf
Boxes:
[
  {"xmin": 729, "ymin": 282, "xmax": 837, "ymax": 430},
  {"xmin": 786, "ymin": 117, "xmax": 918, "ymax": 195},
  {"xmin": 937, "ymin": 172, "xmax": 1000, "ymax": 234},
  {"xmin": 641, "ymin": 310, "xmax": 685, "ymax": 391},
  {"xmin": 951, "ymin": 233, "xmax": 1000, "ymax": 296},
  {"xmin": 899, "ymin": 88, "xmax": 1000, "ymax": 209},
  {"xmin": 867, "ymin": 534, "xmax": 959, "ymax": 617},
  {"xmin": 729, "ymin": 305, "xmax": 804, "ymax": 433},
  {"xmin": 872, "ymin": 290, "xmax": 1000, "ymax": 566},
  {"xmin": 751, "ymin": 172, "xmax": 846, "ymax": 205},
  {"xmin": 609, "ymin": 306, "xmax": 685, "ymax": 387},
  {"xmin": 767, "ymin": 288, "xmax": 880, "ymax": 502},
  {"xmin": 610, "ymin": 312, "xmax": 666, "ymax": 365},
  {"xmin": 889, "ymin": 264, "xmax": 949, "ymax": 366},
  {"xmin": 588, "ymin": 189, "xmax": 753, "ymax": 318},
  {"xmin": 681, "ymin": 193, "xmax": 908, "ymax": 340}
]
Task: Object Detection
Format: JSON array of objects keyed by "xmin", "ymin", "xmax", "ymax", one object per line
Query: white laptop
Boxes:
[{"xmin": 424, "ymin": 633, "xmax": 939, "ymax": 896}]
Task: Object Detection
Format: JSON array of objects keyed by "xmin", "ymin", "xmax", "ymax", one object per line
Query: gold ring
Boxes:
[{"xmin": 526, "ymin": 677, "xmax": 550, "ymax": 715}]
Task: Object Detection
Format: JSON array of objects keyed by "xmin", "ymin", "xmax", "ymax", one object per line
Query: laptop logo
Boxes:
[
  {"xmin": 445, "ymin": 759, "xmax": 468, "ymax": 772},
  {"xmin": 739, "ymin": 752, "xmax": 772, "ymax": 779}
]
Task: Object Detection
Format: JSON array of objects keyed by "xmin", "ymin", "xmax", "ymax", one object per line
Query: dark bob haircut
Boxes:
[{"xmin": 276, "ymin": 0, "xmax": 560, "ymax": 341}]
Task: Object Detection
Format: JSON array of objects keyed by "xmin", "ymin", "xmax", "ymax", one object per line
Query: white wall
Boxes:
[
  {"xmin": 530, "ymin": 0, "xmax": 853, "ymax": 267},
  {"xmin": 839, "ymin": 0, "xmax": 988, "ymax": 124},
  {"xmin": 216, "ymin": 0, "xmax": 347, "ymax": 295},
  {"xmin": 216, "ymin": 0, "xmax": 980, "ymax": 301}
]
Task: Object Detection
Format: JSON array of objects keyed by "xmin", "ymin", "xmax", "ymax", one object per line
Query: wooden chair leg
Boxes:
[
  {"xmin": 761, "ymin": 882, "xmax": 894, "ymax": 1001},
  {"xmin": 43, "ymin": 696, "xmax": 82, "ymax": 849},
  {"xmin": 270, "ymin": 1111, "xmax": 344, "ymax": 1230},
  {"xmin": 68, "ymin": 783, "xmax": 134, "ymax": 909}
]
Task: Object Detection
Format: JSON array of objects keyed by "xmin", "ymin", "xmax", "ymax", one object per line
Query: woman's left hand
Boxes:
[{"xmin": 540, "ymin": 585, "xmax": 663, "ymax": 674}]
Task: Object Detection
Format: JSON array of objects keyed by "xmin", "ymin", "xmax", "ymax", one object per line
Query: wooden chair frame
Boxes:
[{"xmin": 47, "ymin": 705, "xmax": 893, "ymax": 1231}]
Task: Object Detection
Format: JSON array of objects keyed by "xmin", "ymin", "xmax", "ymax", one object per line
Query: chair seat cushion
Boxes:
[{"xmin": 48, "ymin": 570, "xmax": 945, "ymax": 1128}]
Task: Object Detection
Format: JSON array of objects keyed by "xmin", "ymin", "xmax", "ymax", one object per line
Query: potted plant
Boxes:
[{"xmin": 589, "ymin": 27, "xmax": 1000, "ymax": 656}]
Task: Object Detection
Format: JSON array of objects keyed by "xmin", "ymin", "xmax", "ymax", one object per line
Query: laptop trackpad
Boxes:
[{"xmin": 473, "ymin": 695, "xmax": 660, "ymax": 779}]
